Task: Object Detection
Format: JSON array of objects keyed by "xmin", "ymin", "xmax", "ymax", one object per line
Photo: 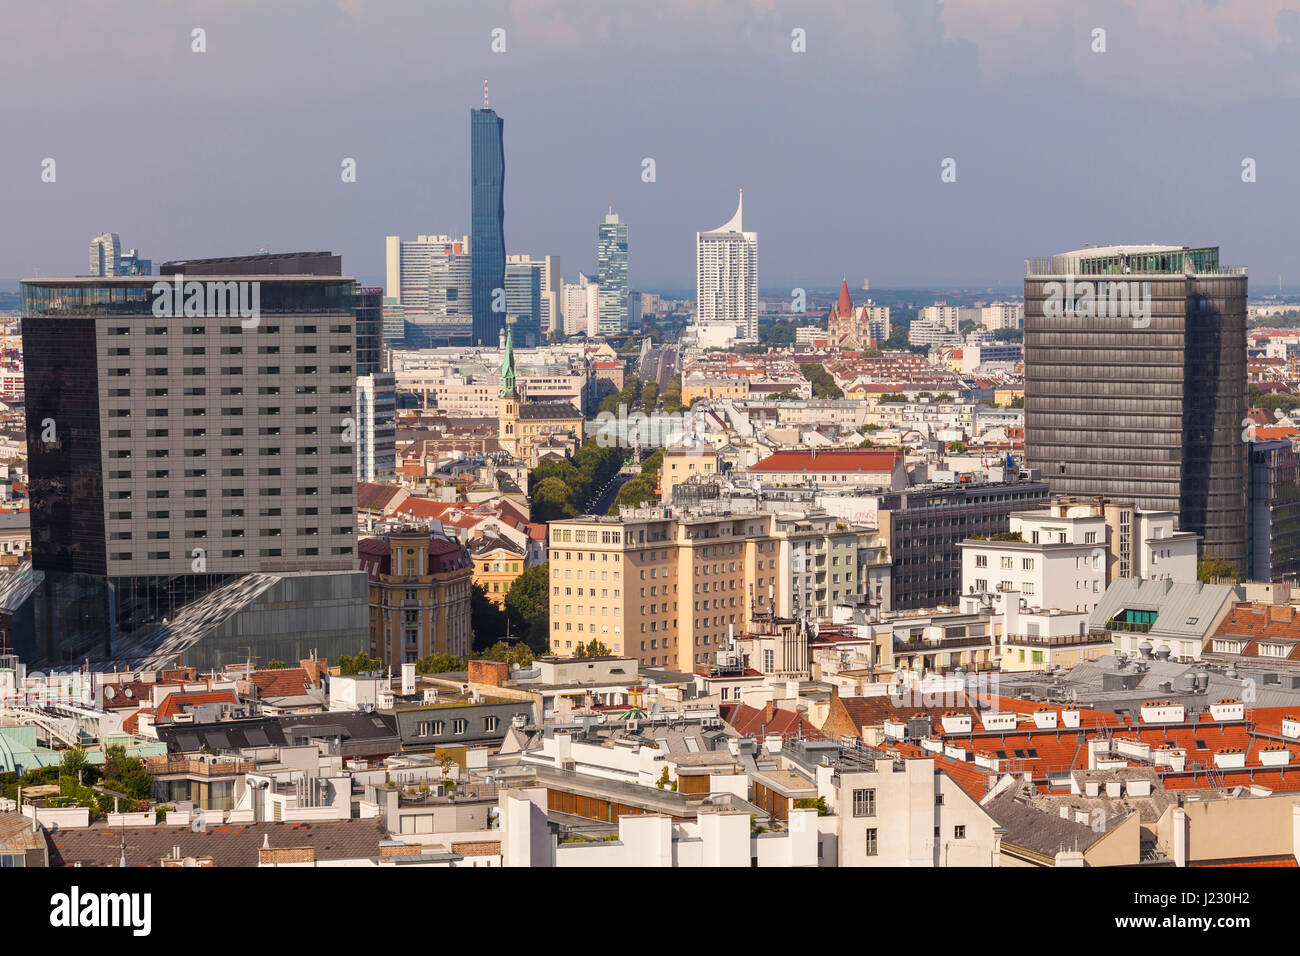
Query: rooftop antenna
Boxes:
[{"xmin": 483, "ymin": 78, "xmax": 489, "ymax": 110}]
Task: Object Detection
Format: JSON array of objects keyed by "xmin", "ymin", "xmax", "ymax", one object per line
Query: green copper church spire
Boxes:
[{"xmin": 499, "ymin": 322, "xmax": 516, "ymax": 397}]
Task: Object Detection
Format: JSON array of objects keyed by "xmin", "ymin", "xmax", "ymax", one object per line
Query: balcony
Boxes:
[
  {"xmin": 1105, "ymin": 619, "xmax": 1153, "ymax": 634},
  {"xmin": 146, "ymin": 756, "xmax": 254, "ymax": 777},
  {"xmin": 1006, "ymin": 632, "xmax": 1110, "ymax": 647}
]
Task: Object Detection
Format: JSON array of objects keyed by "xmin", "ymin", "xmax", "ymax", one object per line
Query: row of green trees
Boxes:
[
  {"xmin": 662, "ymin": 375, "xmax": 683, "ymax": 414},
  {"xmin": 799, "ymin": 363, "xmax": 844, "ymax": 399},
  {"xmin": 609, "ymin": 451, "xmax": 662, "ymax": 513},
  {"xmin": 529, "ymin": 442, "xmax": 627, "ymax": 523},
  {"xmin": 597, "ymin": 375, "xmax": 642, "ymax": 416}
]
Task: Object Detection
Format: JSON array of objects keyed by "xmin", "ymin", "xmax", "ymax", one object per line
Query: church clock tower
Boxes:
[{"xmin": 497, "ymin": 323, "xmax": 520, "ymax": 457}]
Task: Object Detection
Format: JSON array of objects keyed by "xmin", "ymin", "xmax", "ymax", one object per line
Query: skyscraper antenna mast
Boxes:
[{"xmin": 483, "ymin": 79, "xmax": 489, "ymax": 109}]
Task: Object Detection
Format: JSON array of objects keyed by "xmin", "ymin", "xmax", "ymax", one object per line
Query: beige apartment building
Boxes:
[
  {"xmin": 658, "ymin": 445, "xmax": 719, "ymax": 502},
  {"xmin": 547, "ymin": 508, "xmax": 783, "ymax": 671}
]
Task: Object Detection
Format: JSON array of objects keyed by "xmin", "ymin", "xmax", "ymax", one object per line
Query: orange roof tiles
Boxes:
[
  {"xmin": 155, "ymin": 690, "xmax": 238, "ymax": 718},
  {"xmin": 749, "ymin": 448, "xmax": 902, "ymax": 473}
]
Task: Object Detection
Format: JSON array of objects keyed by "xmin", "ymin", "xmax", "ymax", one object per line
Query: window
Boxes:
[
  {"xmin": 865, "ymin": 828, "xmax": 878, "ymax": 856},
  {"xmin": 452, "ymin": 718, "xmax": 467, "ymax": 735},
  {"xmin": 484, "ymin": 716, "xmax": 499, "ymax": 732},
  {"xmin": 852, "ymin": 788, "xmax": 875, "ymax": 817},
  {"xmin": 954, "ymin": 825, "xmax": 966, "ymax": 839},
  {"xmin": 974, "ymin": 554, "xmax": 987, "ymax": 568}
]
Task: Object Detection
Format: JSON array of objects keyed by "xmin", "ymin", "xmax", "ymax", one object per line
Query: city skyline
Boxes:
[{"xmin": 5, "ymin": 1, "xmax": 1300, "ymax": 291}]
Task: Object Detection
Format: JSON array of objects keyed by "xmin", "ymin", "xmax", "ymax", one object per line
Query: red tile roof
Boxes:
[
  {"xmin": 749, "ymin": 448, "xmax": 901, "ymax": 474},
  {"xmin": 155, "ymin": 690, "xmax": 239, "ymax": 718},
  {"xmin": 721, "ymin": 702, "xmax": 821, "ymax": 739},
  {"xmin": 248, "ymin": 668, "xmax": 313, "ymax": 699}
]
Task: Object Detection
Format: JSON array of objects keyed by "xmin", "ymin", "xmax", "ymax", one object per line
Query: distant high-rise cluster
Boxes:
[
  {"xmin": 383, "ymin": 235, "xmax": 472, "ymax": 348},
  {"xmin": 89, "ymin": 232, "xmax": 151, "ymax": 276}
]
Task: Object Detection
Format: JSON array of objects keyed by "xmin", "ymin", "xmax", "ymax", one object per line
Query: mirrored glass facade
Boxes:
[{"xmin": 471, "ymin": 107, "xmax": 506, "ymax": 346}]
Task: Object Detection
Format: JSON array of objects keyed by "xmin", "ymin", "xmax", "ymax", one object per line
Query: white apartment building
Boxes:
[
  {"xmin": 561, "ymin": 274, "xmax": 601, "ymax": 337},
  {"xmin": 907, "ymin": 318, "xmax": 962, "ymax": 347},
  {"xmin": 497, "ymin": 750, "xmax": 1002, "ymax": 867},
  {"xmin": 355, "ymin": 372, "xmax": 397, "ymax": 482},
  {"xmin": 918, "ymin": 302, "xmax": 978, "ymax": 333},
  {"xmin": 959, "ymin": 501, "xmax": 1199, "ymax": 614},
  {"xmin": 961, "ymin": 511, "xmax": 1106, "ymax": 613},
  {"xmin": 696, "ymin": 189, "xmax": 758, "ymax": 341},
  {"xmin": 980, "ymin": 302, "xmax": 1024, "ymax": 331}
]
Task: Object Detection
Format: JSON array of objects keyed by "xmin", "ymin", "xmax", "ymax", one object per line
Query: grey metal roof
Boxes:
[{"xmin": 1088, "ymin": 578, "xmax": 1242, "ymax": 640}]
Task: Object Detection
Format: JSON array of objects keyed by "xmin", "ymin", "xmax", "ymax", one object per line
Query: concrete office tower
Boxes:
[
  {"xmin": 21, "ymin": 272, "xmax": 359, "ymax": 659},
  {"xmin": 598, "ymin": 210, "xmax": 629, "ymax": 336},
  {"xmin": 696, "ymin": 189, "xmax": 758, "ymax": 341},
  {"xmin": 471, "ymin": 84, "xmax": 506, "ymax": 347},
  {"xmin": 1023, "ymin": 245, "xmax": 1247, "ymax": 570},
  {"xmin": 384, "ymin": 235, "xmax": 473, "ymax": 348}
]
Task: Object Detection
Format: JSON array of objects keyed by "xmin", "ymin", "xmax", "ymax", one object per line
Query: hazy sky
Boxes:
[{"xmin": 3, "ymin": 0, "xmax": 1300, "ymax": 290}]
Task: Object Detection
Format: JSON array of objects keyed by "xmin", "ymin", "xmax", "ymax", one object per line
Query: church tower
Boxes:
[{"xmin": 498, "ymin": 323, "xmax": 520, "ymax": 457}]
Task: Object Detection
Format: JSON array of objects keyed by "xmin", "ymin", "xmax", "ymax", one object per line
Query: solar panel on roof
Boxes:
[
  {"xmin": 245, "ymin": 728, "xmax": 270, "ymax": 747},
  {"xmin": 206, "ymin": 731, "xmax": 231, "ymax": 751},
  {"xmin": 174, "ymin": 733, "xmax": 201, "ymax": 753}
]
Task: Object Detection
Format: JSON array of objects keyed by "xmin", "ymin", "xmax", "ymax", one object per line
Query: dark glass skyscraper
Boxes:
[
  {"xmin": 354, "ymin": 284, "xmax": 383, "ymax": 375},
  {"xmin": 471, "ymin": 101, "xmax": 506, "ymax": 346},
  {"xmin": 1023, "ymin": 245, "xmax": 1247, "ymax": 571}
]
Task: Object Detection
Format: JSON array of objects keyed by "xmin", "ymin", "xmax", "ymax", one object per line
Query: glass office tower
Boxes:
[
  {"xmin": 1023, "ymin": 245, "xmax": 1247, "ymax": 571},
  {"xmin": 598, "ymin": 211, "xmax": 629, "ymax": 337},
  {"xmin": 504, "ymin": 259, "xmax": 542, "ymax": 347},
  {"xmin": 471, "ymin": 105, "xmax": 506, "ymax": 347},
  {"xmin": 354, "ymin": 285, "xmax": 383, "ymax": 376}
]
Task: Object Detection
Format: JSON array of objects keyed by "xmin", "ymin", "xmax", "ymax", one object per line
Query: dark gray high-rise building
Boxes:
[
  {"xmin": 20, "ymin": 272, "xmax": 359, "ymax": 662},
  {"xmin": 1023, "ymin": 245, "xmax": 1247, "ymax": 571},
  {"xmin": 471, "ymin": 87, "xmax": 506, "ymax": 347}
]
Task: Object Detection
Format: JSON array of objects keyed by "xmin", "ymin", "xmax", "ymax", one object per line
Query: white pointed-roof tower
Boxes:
[{"xmin": 710, "ymin": 188, "xmax": 744, "ymax": 233}]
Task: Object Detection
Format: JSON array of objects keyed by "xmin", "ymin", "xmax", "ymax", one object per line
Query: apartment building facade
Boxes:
[
  {"xmin": 359, "ymin": 531, "xmax": 474, "ymax": 665},
  {"xmin": 547, "ymin": 508, "xmax": 782, "ymax": 670}
]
